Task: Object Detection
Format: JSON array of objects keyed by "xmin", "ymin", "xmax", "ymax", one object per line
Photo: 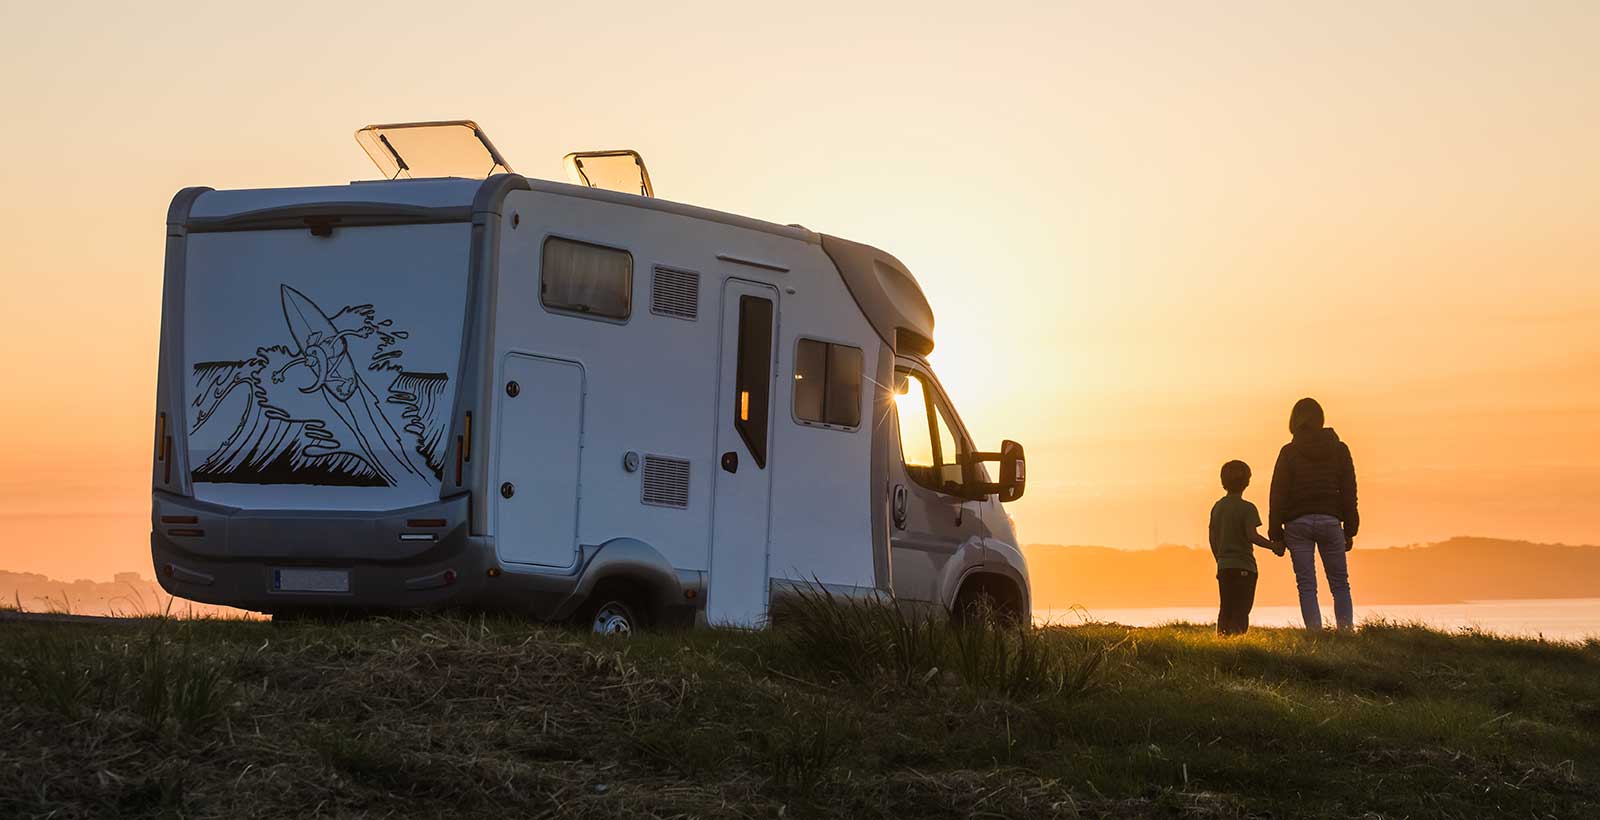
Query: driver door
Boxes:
[{"xmin": 888, "ymin": 364, "xmax": 981, "ymax": 602}]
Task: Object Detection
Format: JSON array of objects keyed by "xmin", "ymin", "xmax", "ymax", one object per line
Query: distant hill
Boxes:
[
  {"xmin": 0, "ymin": 571, "xmax": 239, "ymax": 618},
  {"xmin": 7, "ymin": 537, "xmax": 1596, "ymax": 616},
  {"xmin": 1024, "ymin": 537, "xmax": 1600, "ymax": 609}
]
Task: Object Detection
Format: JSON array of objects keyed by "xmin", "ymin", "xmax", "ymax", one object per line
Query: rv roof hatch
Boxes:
[
  {"xmin": 563, "ymin": 150, "xmax": 655, "ymax": 198},
  {"xmin": 355, "ymin": 121, "xmax": 513, "ymax": 180}
]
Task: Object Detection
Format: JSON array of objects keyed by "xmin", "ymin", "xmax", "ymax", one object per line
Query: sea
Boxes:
[{"xmin": 1035, "ymin": 597, "xmax": 1600, "ymax": 642}]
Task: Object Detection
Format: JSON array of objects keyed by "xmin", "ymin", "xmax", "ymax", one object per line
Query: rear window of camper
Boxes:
[
  {"xmin": 793, "ymin": 339, "xmax": 863, "ymax": 428},
  {"xmin": 541, "ymin": 237, "xmax": 632, "ymax": 320}
]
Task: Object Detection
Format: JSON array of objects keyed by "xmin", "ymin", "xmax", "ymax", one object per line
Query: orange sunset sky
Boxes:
[{"xmin": 1, "ymin": 2, "xmax": 1597, "ymax": 581}]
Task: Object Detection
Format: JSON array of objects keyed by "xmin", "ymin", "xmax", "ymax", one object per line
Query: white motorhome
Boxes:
[{"xmin": 151, "ymin": 122, "xmax": 1030, "ymax": 630}]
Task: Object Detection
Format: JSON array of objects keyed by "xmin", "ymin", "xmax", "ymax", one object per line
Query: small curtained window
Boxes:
[
  {"xmin": 793, "ymin": 339, "xmax": 863, "ymax": 429},
  {"xmin": 541, "ymin": 237, "xmax": 632, "ymax": 320}
]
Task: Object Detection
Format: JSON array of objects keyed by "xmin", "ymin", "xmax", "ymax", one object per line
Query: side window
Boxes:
[
  {"xmin": 894, "ymin": 369, "xmax": 965, "ymax": 494},
  {"xmin": 734, "ymin": 295, "xmax": 774, "ymax": 468},
  {"xmin": 931, "ymin": 403, "xmax": 962, "ymax": 490},
  {"xmin": 541, "ymin": 236, "xmax": 632, "ymax": 320},
  {"xmin": 793, "ymin": 339, "xmax": 863, "ymax": 428}
]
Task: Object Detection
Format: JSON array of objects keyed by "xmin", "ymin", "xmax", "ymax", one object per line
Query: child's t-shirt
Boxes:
[{"xmin": 1209, "ymin": 493, "xmax": 1262, "ymax": 573}]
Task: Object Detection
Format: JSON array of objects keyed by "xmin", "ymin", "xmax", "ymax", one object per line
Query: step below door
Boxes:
[{"xmin": 495, "ymin": 354, "xmax": 584, "ymax": 568}]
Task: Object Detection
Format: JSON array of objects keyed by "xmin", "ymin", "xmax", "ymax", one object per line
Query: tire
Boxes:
[
  {"xmin": 574, "ymin": 591, "xmax": 649, "ymax": 636},
  {"xmin": 952, "ymin": 578, "xmax": 1025, "ymax": 628}
]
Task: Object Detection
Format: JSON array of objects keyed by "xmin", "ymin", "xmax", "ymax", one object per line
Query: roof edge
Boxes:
[{"xmin": 522, "ymin": 177, "xmax": 819, "ymax": 245}]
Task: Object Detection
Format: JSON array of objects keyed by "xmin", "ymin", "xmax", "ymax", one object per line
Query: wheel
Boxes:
[
  {"xmin": 952, "ymin": 578, "xmax": 1025, "ymax": 628},
  {"xmin": 576, "ymin": 595, "xmax": 647, "ymax": 636},
  {"xmin": 589, "ymin": 599, "xmax": 636, "ymax": 635}
]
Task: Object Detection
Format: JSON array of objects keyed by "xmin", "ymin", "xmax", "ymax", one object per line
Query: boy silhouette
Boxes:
[{"xmin": 1210, "ymin": 460, "xmax": 1284, "ymax": 635}]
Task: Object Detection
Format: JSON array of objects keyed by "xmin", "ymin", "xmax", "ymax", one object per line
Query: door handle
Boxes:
[
  {"xmin": 720, "ymin": 451, "xmax": 739, "ymax": 474},
  {"xmin": 892, "ymin": 484, "xmax": 907, "ymax": 530}
]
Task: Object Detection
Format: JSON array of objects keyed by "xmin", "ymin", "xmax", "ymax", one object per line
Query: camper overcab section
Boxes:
[{"xmin": 151, "ymin": 122, "xmax": 1029, "ymax": 629}]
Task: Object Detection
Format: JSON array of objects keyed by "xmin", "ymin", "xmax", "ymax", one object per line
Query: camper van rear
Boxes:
[{"xmin": 151, "ymin": 179, "xmax": 490, "ymax": 609}]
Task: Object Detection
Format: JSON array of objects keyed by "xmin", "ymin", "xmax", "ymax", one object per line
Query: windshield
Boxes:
[{"xmin": 356, "ymin": 121, "xmax": 512, "ymax": 179}]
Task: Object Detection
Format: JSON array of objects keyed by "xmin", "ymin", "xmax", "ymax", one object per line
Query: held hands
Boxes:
[{"xmin": 1270, "ymin": 541, "xmax": 1287, "ymax": 557}]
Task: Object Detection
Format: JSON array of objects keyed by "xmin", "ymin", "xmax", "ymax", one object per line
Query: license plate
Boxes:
[{"xmin": 272, "ymin": 568, "xmax": 351, "ymax": 593}]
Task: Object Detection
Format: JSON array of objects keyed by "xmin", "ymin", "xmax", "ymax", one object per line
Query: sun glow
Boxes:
[{"xmin": 2, "ymin": 2, "xmax": 1599, "ymax": 581}]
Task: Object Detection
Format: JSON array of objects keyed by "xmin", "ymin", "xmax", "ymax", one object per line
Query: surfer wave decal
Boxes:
[{"xmin": 189, "ymin": 285, "xmax": 448, "ymax": 487}]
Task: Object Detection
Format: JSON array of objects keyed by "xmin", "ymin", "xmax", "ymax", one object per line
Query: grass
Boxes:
[{"xmin": 0, "ymin": 606, "xmax": 1595, "ymax": 819}]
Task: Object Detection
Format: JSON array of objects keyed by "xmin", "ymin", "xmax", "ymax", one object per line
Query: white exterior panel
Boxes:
[{"xmin": 488, "ymin": 190, "xmax": 812, "ymax": 574}]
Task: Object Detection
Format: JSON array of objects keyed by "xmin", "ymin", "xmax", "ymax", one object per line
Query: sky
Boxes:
[{"xmin": 1, "ymin": 1, "xmax": 1597, "ymax": 580}]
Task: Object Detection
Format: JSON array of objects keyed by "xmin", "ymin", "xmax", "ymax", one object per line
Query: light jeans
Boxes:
[{"xmin": 1284, "ymin": 514, "xmax": 1353, "ymax": 631}]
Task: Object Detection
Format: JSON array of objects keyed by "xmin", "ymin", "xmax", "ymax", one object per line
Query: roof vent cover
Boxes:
[
  {"xmin": 650, "ymin": 267, "xmax": 700, "ymax": 321},
  {"xmin": 640, "ymin": 455, "xmax": 691, "ymax": 509}
]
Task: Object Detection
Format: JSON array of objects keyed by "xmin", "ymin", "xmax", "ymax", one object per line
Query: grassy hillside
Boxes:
[
  {"xmin": 1025, "ymin": 537, "xmax": 1600, "ymax": 608},
  {"xmin": 2, "ymin": 608, "xmax": 1597, "ymax": 819}
]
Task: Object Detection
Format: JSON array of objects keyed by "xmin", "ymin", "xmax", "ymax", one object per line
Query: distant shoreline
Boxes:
[
  {"xmin": 1025, "ymin": 536, "xmax": 1600, "ymax": 609},
  {"xmin": 4, "ymin": 535, "xmax": 1597, "ymax": 618}
]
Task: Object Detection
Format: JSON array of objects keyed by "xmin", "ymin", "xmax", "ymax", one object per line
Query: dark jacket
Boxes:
[{"xmin": 1268, "ymin": 427, "xmax": 1358, "ymax": 539}]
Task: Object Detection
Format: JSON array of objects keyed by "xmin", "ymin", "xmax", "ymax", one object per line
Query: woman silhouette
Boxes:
[{"xmin": 1269, "ymin": 398, "xmax": 1360, "ymax": 631}]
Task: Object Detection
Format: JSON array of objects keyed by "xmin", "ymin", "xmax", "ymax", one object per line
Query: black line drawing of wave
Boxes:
[
  {"xmin": 387, "ymin": 371, "xmax": 450, "ymax": 480},
  {"xmin": 188, "ymin": 286, "xmax": 450, "ymax": 488}
]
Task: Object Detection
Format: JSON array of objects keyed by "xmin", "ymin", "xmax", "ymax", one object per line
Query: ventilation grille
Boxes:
[
  {"xmin": 640, "ymin": 455, "xmax": 691, "ymax": 509},
  {"xmin": 650, "ymin": 266, "xmax": 700, "ymax": 320}
]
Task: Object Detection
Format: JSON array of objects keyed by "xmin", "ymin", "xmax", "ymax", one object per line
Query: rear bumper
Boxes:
[
  {"xmin": 151, "ymin": 491, "xmax": 703, "ymax": 623},
  {"xmin": 152, "ymin": 490, "xmax": 501, "ymax": 614}
]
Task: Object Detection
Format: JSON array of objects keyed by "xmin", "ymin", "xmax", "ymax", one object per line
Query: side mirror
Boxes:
[{"xmin": 960, "ymin": 439, "xmax": 1026, "ymax": 502}]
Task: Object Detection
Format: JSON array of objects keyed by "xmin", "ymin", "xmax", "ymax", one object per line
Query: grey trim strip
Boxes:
[
  {"xmin": 186, "ymin": 202, "xmax": 473, "ymax": 233},
  {"xmin": 715, "ymin": 253, "xmax": 790, "ymax": 273},
  {"xmin": 870, "ymin": 343, "xmax": 894, "ymax": 591},
  {"xmin": 154, "ymin": 186, "xmax": 213, "ymax": 499},
  {"xmin": 459, "ymin": 174, "xmax": 533, "ymax": 534}
]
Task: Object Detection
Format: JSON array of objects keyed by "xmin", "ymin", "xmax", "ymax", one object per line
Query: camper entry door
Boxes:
[{"xmin": 707, "ymin": 279, "xmax": 778, "ymax": 627}]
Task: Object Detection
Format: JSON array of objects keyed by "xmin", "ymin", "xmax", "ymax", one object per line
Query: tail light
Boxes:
[{"xmin": 454, "ymin": 435, "xmax": 464, "ymax": 485}]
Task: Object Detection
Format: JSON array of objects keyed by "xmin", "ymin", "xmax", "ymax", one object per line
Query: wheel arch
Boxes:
[
  {"xmin": 948, "ymin": 564, "xmax": 1030, "ymax": 622},
  {"xmin": 559, "ymin": 537, "xmax": 698, "ymax": 625}
]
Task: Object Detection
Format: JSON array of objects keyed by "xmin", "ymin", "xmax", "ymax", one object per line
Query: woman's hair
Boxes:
[{"xmin": 1289, "ymin": 397, "xmax": 1325, "ymax": 435}]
